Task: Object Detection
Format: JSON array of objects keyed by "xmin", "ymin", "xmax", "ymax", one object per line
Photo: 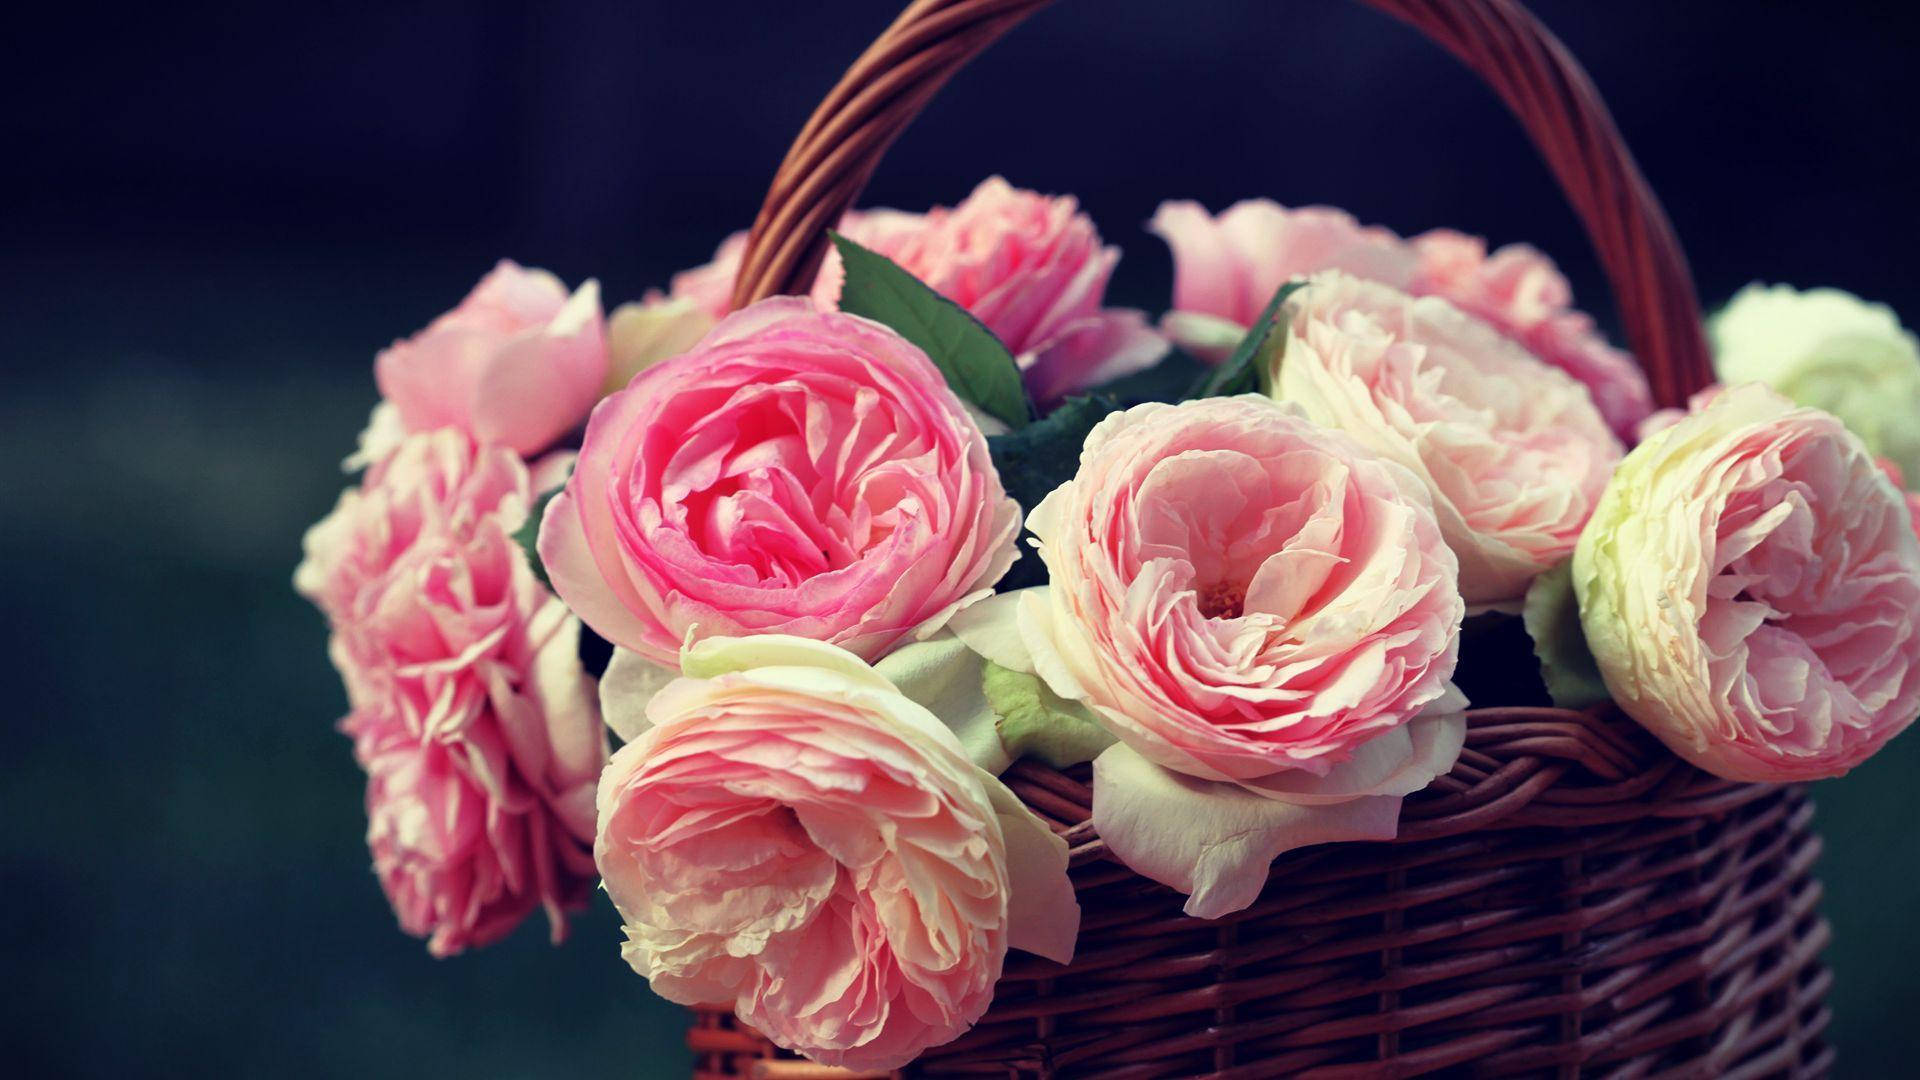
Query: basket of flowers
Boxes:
[{"xmin": 296, "ymin": 0, "xmax": 1920, "ymax": 1075}]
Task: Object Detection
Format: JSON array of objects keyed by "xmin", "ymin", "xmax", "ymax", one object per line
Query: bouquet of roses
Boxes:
[{"xmin": 298, "ymin": 178, "xmax": 1920, "ymax": 1071}]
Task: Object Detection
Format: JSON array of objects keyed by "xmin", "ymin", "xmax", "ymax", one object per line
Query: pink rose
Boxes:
[
  {"xmin": 539, "ymin": 297, "xmax": 1022, "ymax": 669},
  {"xmin": 1150, "ymin": 199, "xmax": 1652, "ymax": 438},
  {"xmin": 961, "ymin": 397, "xmax": 1465, "ymax": 916},
  {"xmin": 668, "ymin": 179, "xmax": 1165, "ymax": 404},
  {"xmin": 1150, "ymin": 201, "xmax": 1419, "ymax": 359},
  {"xmin": 297, "ymin": 431, "xmax": 606, "ymax": 955},
  {"xmin": 1575, "ymin": 384, "xmax": 1920, "ymax": 782},
  {"xmin": 824, "ymin": 178, "xmax": 1165, "ymax": 404},
  {"xmin": 1274, "ymin": 273, "xmax": 1624, "ymax": 603},
  {"xmin": 595, "ymin": 636, "xmax": 1076, "ymax": 1071},
  {"xmin": 1411, "ymin": 230, "xmax": 1653, "ymax": 439},
  {"xmin": 374, "ymin": 260, "xmax": 609, "ymax": 457}
]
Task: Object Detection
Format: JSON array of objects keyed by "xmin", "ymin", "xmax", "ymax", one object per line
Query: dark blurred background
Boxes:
[{"xmin": 5, "ymin": 1, "xmax": 1918, "ymax": 1076}]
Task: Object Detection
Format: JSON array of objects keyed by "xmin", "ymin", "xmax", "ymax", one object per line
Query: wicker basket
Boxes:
[{"xmin": 691, "ymin": 1, "xmax": 1834, "ymax": 1075}]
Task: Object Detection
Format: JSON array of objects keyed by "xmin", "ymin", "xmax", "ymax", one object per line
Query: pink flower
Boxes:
[
  {"xmin": 1411, "ymin": 230, "xmax": 1653, "ymax": 439},
  {"xmin": 1575, "ymin": 384, "xmax": 1920, "ymax": 782},
  {"xmin": 539, "ymin": 297, "xmax": 1022, "ymax": 669},
  {"xmin": 297, "ymin": 431, "xmax": 606, "ymax": 955},
  {"xmin": 1150, "ymin": 200, "xmax": 1652, "ymax": 438},
  {"xmin": 826, "ymin": 178, "xmax": 1164, "ymax": 403},
  {"xmin": 1274, "ymin": 273, "xmax": 1624, "ymax": 603},
  {"xmin": 595, "ymin": 636, "xmax": 1076, "ymax": 1071},
  {"xmin": 1151, "ymin": 201, "xmax": 1419, "ymax": 358},
  {"xmin": 965, "ymin": 397, "xmax": 1465, "ymax": 916},
  {"xmin": 374, "ymin": 260, "xmax": 609, "ymax": 457},
  {"xmin": 668, "ymin": 179, "xmax": 1165, "ymax": 404}
]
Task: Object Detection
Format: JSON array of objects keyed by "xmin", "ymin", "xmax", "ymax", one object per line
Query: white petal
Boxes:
[
  {"xmin": 874, "ymin": 634, "xmax": 1013, "ymax": 774},
  {"xmin": 946, "ymin": 588, "xmax": 1041, "ymax": 674},
  {"xmin": 980, "ymin": 773, "xmax": 1079, "ymax": 963},
  {"xmin": 1235, "ymin": 711, "xmax": 1465, "ymax": 805},
  {"xmin": 680, "ymin": 634, "xmax": 891, "ymax": 691},
  {"xmin": 1092, "ymin": 743, "xmax": 1403, "ymax": 919},
  {"xmin": 599, "ymin": 646, "xmax": 679, "ymax": 742}
]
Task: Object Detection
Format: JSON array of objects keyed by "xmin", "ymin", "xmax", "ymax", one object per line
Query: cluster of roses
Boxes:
[{"xmin": 298, "ymin": 177, "xmax": 1920, "ymax": 1070}]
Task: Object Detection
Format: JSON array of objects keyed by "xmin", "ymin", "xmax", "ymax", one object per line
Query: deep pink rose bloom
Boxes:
[
  {"xmin": 375, "ymin": 260, "xmax": 610, "ymax": 457},
  {"xmin": 1150, "ymin": 199, "xmax": 1653, "ymax": 439},
  {"xmin": 665, "ymin": 178, "xmax": 1165, "ymax": 404},
  {"xmin": 1575, "ymin": 384, "xmax": 1920, "ymax": 782},
  {"xmin": 596, "ymin": 636, "xmax": 1076, "ymax": 1071},
  {"xmin": 539, "ymin": 297, "xmax": 1022, "ymax": 668},
  {"xmin": 298, "ymin": 431, "xmax": 606, "ymax": 955}
]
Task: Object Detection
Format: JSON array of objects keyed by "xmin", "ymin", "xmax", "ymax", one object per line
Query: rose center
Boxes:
[{"xmin": 1196, "ymin": 580, "xmax": 1245, "ymax": 620}]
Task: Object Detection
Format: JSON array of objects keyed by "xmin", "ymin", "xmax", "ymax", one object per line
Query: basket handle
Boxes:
[{"xmin": 727, "ymin": 0, "xmax": 1713, "ymax": 408}]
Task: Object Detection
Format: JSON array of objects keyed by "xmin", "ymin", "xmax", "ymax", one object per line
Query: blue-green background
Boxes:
[{"xmin": 6, "ymin": 1, "xmax": 1918, "ymax": 1075}]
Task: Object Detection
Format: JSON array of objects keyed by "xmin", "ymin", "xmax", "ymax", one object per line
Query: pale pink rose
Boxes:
[
  {"xmin": 1575, "ymin": 384, "xmax": 1920, "ymax": 782},
  {"xmin": 539, "ymin": 297, "xmax": 1022, "ymax": 669},
  {"xmin": 374, "ymin": 260, "xmax": 609, "ymax": 456},
  {"xmin": 297, "ymin": 430, "xmax": 605, "ymax": 955},
  {"xmin": 1274, "ymin": 272, "xmax": 1624, "ymax": 603},
  {"xmin": 1150, "ymin": 200, "xmax": 1652, "ymax": 438},
  {"xmin": 1150, "ymin": 201, "xmax": 1419, "ymax": 357},
  {"xmin": 1410, "ymin": 230, "xmax": 1653, "ymax": 438},
  {"xmin": 671, "ymin": 180, "xmax": 1165, "ymax": 404},
  {"xmin": 979, "ymin": 397, "xmax": 1465, "ymax": 916},
  {"xmin": 595, "ymin": 636, "xmax": 1076, "ymax": 1072}
]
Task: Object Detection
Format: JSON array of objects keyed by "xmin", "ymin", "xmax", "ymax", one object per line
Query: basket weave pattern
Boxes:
[
  {"xmin": 692, "ymin": 708, "xmax": 1831, "ymax": 1077},
  {"xmin": 693, "ymin": 0, "xmax": 1833, "ymax": 1075}
]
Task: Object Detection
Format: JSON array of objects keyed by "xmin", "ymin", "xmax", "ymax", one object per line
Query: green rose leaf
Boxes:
[
  {"xmin": 987, "ymin": 393, "xmax": 1122, "ymax": 589},
  {"xmin": 1522, "ymin": 560, "xmax": 1611, "ymax": 710},
  {"xmin": 982, "ymin": 661, "xmax": 1116, "ymax": 769},
  {"xmin": 830, "ymin": 231, "xmax": 1031, "ymax": 431},
  {"xmin": 1187, "ymin": 280, "xmax": 1303, "ymax": 400}
]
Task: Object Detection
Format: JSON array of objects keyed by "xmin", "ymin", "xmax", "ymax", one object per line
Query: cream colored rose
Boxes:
[
  {"xmin": 1711, "ymin": 283, "xmax": 1920, "ymax": 481},
  {"xmin": 1573, "ymin": 383, "xmax": 1920, "ymax": 782}
]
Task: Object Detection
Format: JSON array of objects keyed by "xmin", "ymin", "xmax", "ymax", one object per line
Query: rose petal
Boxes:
[{"xmin": 1092, "ymin": 742, "xmax": 1402, "ymax": 919}]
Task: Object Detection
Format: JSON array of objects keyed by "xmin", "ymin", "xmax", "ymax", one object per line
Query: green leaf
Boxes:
[
  {"xmin": 987, "ymin": 393, "xmax": 1123, "ymax": 589},
  {"xmin": 1186, "ymin": 280, "xmax": 1304, "ymax": 400},
  {"xmin": 1090, "ymin": 347, "xmax": 1209, "ymax": 407},
  {"xmin": 830, "ymin": 232, "xmax": 1030, "ymax": 430},
  {"xmin": 982, "ymin": 661, "xmax": 1116, "ymax": 768},
  {"xmin": 513, "ymin": 479, "xmax": 567, "ymax": 590},
  {"xmin": 1522, "ymin": 561, "xmax": 1611, "ymax": 710}
]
